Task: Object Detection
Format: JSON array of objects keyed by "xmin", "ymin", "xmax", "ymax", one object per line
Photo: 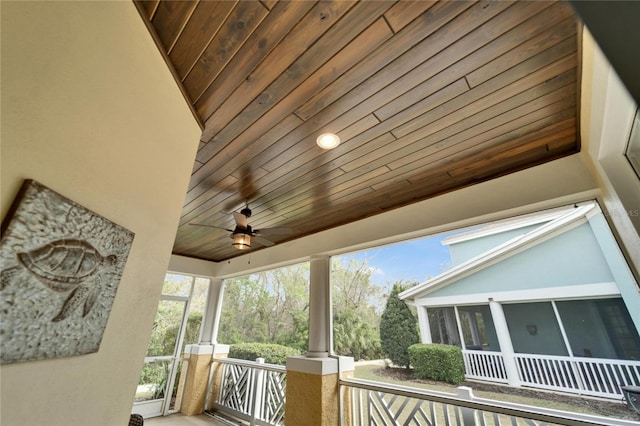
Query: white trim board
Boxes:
[
  {"xmin": 411, "ymin": 282, "xmax": 620, "ymax": 307},
  {"xmin": 441, "ymin": 204, "xmax": 582, "ymax": 246}
]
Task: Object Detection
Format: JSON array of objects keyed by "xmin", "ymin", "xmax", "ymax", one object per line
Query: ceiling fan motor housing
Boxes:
[{"xmin": 232, "ymin": 225, "xmax": 252, "ymax": 235}]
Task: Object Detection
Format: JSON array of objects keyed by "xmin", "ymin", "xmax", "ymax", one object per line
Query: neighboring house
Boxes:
[{"xmin": 400, "ymin": 201, "xmax": 640, "ymax": 399}]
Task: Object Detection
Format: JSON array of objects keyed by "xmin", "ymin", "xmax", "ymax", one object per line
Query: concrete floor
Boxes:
[{"xmin": 145, "ymin": 413, "xmax": 239, "ymax": 426}]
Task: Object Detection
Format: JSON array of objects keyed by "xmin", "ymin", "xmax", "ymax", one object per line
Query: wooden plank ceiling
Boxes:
[{"xmin": 135, "ymin": 0, "xmax": 581, "ymax": 262}]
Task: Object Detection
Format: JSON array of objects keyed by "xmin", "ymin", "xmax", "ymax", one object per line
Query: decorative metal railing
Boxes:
[
  {"xmin": 514, "ymin": 353, "xmax": 640, "ymax": 399},
  {"xmin": 210, "ymin": 358, "xmax": 286, "ymax": 426},
  {"xmin": 341, "ymin": 378, "xmax": 639, "ymax": 426},
  {"xmin": 462, "ymin": 350, "xmax": 508, "ymax": 383}
]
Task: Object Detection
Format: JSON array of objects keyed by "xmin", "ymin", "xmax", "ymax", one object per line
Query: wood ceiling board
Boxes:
[
  {"xmin": 374, "ymin": 7, "xmax": 576, "ymax": 122},
  {"xmin": 228, "ymin": 133, "xmax": 398, "ymax": 223},
  {"xmin": 151, "ymin": 0, "xmax": 197, "ymax": 53},
  {"xmin": 169, "ymin": 1, "xmax": 237, "ymax": 79},
  {"xmin": 298, "ymin": 1, "xmax": 512, "ymax": 127},
  {"xmin": 183, "ymin": 1, "xmax": 269, "ymax": 102},
  {"xmin": 464, "ymin": 16, "xmax": 577, "ymax": 87},
  {"xmin": 206, "ymin": 16, "xmax": 394, "ymax": 166},
  {"xmin": 383, "ymin": 1, "xmax": 438, "ymax": 33},
  {"xmin": 183, "ymin": 174, "xmax": 237, "ymax": 208},
  {"xmin": 261, "ymin": 0, "xmax": 278, "ymax": 11},
  {"xmin": 384, "ymin": 78, "xmax": 578, "ymax": 171},
  {"xmin": 294, "ymin": 1, "xmax": 477, "ymax": 120},
  {"xmin": 192, "ymin": 1, "xmax": 318, "ymax": 139},
  {"xmin": 391, "ymin": 46, "xmax": 577, "ymax": 140},
  {"xmin": 198, "ymin": 1, "xmax": 363, "ymax": 136},
  {"xmin": 447, "ymin": 131, "xmax": 577, "ymax": 178},
  {"xmin": 404, "ymin": 118, "xmax": 578, "ymax": 181},
  {"xmin": 375, "ymin": 108, "xmax": 578, "ymax": 193},
  {"xmin": 135, "ymin": 0, "xmax": 582, "ymax": 262},
  {"xmin": 395, "ymin": 93, "xmax": 578, "ymax": 172},
  {"xmin": 137, "ymin": 0, "xmax": 159, "ymax": 20},
  {"xmin": 352, "ymin": 100, "xmax": 577, "ymax": 198},
  {"xmin": 191, "ymin": 114, "xmax": 304, "ymax": 188},
  {"xmin": 338, "ymin": 71, "xmax": 576, "ymax": 177},
  {"xmin": 252, "ymin": 1, "xmax": 568, "ymax": 174}
]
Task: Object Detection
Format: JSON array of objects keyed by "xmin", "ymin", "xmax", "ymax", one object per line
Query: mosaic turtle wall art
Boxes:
[{"xmin": 0, "ymin": 180, "xmax": 134, "ymax": 364}]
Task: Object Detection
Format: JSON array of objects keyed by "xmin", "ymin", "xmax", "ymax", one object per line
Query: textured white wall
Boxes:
[{"xmin": 0, "ymin": 2, "xmax": 200, "ymax": 425}]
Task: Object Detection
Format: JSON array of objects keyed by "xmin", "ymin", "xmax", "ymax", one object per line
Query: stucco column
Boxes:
[
  {"xmin": 308, "ymin": 255, "xmax": 331, "ymax": 357},
  {"xmin": 180, "ymin": 344, "xmax": 214, "ymax": 415},
  {"xmin": 284, "ymin": 256, "xmax": 354, "ymax": 425},
  {"xmin": 285, "ymin": 356, "xmax": 354, "ymax": 426},
  {"xmin": 205, "ymin": 344, "xmax": 230, "ymax": 413},
  {"xmin": 488, "ymin": 299, "xmax": 521, "ymax": 387}
]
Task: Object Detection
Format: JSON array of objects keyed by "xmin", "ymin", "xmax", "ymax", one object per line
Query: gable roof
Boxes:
[{"xmin": 399, "ymin": 201, "xmax": 598, "ymax": 301}]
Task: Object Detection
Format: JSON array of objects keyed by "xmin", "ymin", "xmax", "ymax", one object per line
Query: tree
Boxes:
[
  {"xmin": 380, "ymin": 283, "xmax": 420, "ymax": 368},
  {"xmin": 334, "ymin": 310, "xmax": 383, "ymax": 360},
  {"xmin": 217, "ymin": 263, "xmax": 309, "ymax": 349},
  {"xmin": 331, "ymin": 257, "xmax": 387, "ymax": 360}
]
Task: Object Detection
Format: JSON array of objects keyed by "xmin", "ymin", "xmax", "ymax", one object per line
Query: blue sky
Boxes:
[{"xmin": 336, "ymin": 232, "xmax": 456, "ymax": 287}]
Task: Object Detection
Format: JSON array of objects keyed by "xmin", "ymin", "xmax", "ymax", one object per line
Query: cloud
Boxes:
[{"xmin": 368, "ymin": 266, "xmax": 384, "ymax": 276}]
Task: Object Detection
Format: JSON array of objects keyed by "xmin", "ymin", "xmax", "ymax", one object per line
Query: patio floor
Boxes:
[{"xmin": 145, "ymin": 413, "xmax": 240, "ymax": 426}]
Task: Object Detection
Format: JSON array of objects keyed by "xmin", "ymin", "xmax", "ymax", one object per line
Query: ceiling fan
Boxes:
[{"xmin": 192, "ymin": 206, "xmax": 294, "ymax": 250}]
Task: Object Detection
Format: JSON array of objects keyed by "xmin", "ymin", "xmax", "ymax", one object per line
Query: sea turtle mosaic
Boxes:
[{"xmin": 1, "ymin": 239, "xmax": 117, "ymax": 322}]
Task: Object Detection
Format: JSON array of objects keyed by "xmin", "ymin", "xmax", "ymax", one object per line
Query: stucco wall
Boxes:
[{"xmin": 0, "ymin": 2, "xmax": 201, "ymax": 425}]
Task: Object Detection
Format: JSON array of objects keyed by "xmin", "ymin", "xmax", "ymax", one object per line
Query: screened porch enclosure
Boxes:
[{"xmin": 425, "ymin": 298, "xmax": 640, "ymax": 398}]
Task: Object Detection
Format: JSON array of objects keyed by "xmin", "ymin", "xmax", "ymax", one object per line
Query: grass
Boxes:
[{"xmin": 353, "ymin": 364, "xmax": 639, "ymax": 422}]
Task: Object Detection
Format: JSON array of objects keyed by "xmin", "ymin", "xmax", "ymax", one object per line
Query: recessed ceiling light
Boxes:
[{"xmin": 316, "ymin": 133, "xmax": 340, "ymax": 149}]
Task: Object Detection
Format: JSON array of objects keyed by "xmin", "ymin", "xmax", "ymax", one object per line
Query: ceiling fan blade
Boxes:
[
  {"xmin": 223, "ymin": 166, "xmax": 260, "ymax": 212},
  {"xmin": 189, "ymin": 223, "xmax": 234, "ymax": 232},
  {"xmin": 253, "ymin": 235, "xmax": 275, "ymax": 247},
  {"xmin": 239, "ymin": 165, "xmax": 258, "ymax": 201},
  {"xmin": 254, "ymin": 227, "xmax": 295, "ymax": 236},
  {"xmin": 233, "ymin": 211, "xmax": 248, "ymax": 228}
]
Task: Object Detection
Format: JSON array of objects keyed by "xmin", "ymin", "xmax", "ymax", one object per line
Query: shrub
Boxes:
[
  {"xmin": 229, "ymin": 343, "xmax": 301, "ymax": 365},
  {"xmin": 408, "ymin": 343, "xmax": 465, "ymax": 384},
  {"xmin": 380, "ymin": 284, "xmax": 420, "ymax": 368}
]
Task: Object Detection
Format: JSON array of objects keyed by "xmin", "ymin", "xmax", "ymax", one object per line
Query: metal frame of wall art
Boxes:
[{"xmin": 0, "ymin": 179, "xmax": 134, "ymax": 364}]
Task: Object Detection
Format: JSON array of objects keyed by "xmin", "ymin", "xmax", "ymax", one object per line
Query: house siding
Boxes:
[
  {"xmin": 448, "ymin": 224, "xmax": 544, "ymax": 266},
  {"xmin": 420, "ymin": 223, "xmax": 613, "ymax": 299}
]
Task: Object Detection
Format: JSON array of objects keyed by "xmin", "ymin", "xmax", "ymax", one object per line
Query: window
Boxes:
[
  {"xmin": 458, "ymin": 305, "xmax": 500, "ymax": 351},
  {"xmin": 557, "ymin": 298, "xmax": 640, "ymax": 360},
  {"xmin": 428, "ymin": 307, "xmax": 459, "ymax": 346},
  {"xmin": 503, "ymin": 302, "xmax": 567, "ymax": 356}
]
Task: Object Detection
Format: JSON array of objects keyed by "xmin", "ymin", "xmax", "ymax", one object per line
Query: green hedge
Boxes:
[
  {"xmin": 229, "ymin": 343, "xmax": 301, "ymax": 365},
  {"xmin": 408, "ymin": 343, "xmax": 465, "ymax": 384}
]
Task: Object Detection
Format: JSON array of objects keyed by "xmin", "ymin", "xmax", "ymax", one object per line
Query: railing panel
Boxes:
[
  {"xmin": 261, "ymin": 369, "xmax": 286, "ymax": 425},
  {"xmin": 462, "ymin": 350, "xmax": 508, "ymax": 383},
  {"xmin": 341, "ymin": 378, "xmax": 639, "ymax": 426},
  {"xmin": 514, "ymin": 354, "xmax": 640, "ymax": 399},
  {"xmin": 209, "ymin": 358, "xmax": 286, "ymax": 426}
]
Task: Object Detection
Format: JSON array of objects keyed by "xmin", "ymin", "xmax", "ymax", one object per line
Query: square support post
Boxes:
[
  {"xmin": 285, "ymin": 357, "xmax": 354, "ymax": 426},
  {"xmin": 179, "ymin": 344, "xmax": 213, "ymax": 415},
  {"xmin": 204, "ymin": 344, "xmax": 230, "ymax": 413}
]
